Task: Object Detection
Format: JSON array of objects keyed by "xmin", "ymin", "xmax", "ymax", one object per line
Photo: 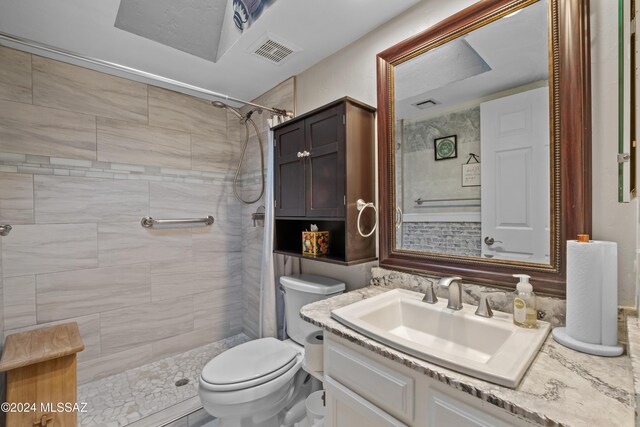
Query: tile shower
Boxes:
[{"xmin": 0, "ymin": 44, "xmax": 294, "ymax": 424}]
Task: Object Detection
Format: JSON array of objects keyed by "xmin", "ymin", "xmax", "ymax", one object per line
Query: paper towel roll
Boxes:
[
  {"xmin": 566, "ymin": 240, "xmax": 617, "ymax": 345},
  {"xmin": 304, "ymin": 331, "xmax": 324, "ymax": 372}
]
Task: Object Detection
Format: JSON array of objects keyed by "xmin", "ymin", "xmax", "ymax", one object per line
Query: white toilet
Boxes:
[{"xmin": 199, "ymin": 274, "xmax": 345, "ymax": 427}]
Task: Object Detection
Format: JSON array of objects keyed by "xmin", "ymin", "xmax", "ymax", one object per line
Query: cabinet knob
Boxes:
[{"xmin": 297, "ymin": 151, "xmax": 303, "ymax": 158}]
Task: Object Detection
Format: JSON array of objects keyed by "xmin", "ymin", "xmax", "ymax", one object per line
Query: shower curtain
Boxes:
[{"xmin": 259, "ymin": 121, "xmax": 300, "ymax": 339}]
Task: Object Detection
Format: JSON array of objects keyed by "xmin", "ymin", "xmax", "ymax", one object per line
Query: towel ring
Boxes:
[{"xmin": 356, "ymin": 199, "xmax": 377, "ymax": 238}]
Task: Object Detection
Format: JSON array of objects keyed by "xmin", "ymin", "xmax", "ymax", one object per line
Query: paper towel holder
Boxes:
[
  {"xmin": 552, "ymin": 328, "xmax": 623, "ymax": 357},
  {"xmin": 551, "ymin": 235, "xmax": 623, "ymax": 357}
]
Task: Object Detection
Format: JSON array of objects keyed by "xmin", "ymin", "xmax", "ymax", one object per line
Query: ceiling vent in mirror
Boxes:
[
  {"xmin": 413, "ymin": 99, "xmax": 440, "ymax": 109},
  {"xmin": 249, "ymin": 34, "xmax": 297, "ymax": 64}
]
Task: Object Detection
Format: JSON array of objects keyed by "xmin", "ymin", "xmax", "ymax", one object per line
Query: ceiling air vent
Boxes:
[
  {"xmin": 413, "ymin": 99, "xmax": 440, "ymax": 109},
  {"xmin": 249, "ymin": 34, "xmax": 297, "ymax": 65}
]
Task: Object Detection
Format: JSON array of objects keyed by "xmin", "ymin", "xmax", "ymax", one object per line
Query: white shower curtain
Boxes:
[{"xmin": 259, "ymin": 121, "xmax": 300, "ymax": 339}]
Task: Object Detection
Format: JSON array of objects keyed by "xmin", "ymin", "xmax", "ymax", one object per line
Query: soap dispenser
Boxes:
[{"xmin": 512, "ymin": 274, "xmax": 537, "ymax": 328}]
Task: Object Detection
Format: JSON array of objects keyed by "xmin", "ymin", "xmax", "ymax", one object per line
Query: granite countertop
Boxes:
[
  {"xmin": 627, "ymin": 314, "xmax": 640, "ymax": 420},
  {"xmin": 300, "ymin": 286, "xmax": 635, "ymax": 427}
]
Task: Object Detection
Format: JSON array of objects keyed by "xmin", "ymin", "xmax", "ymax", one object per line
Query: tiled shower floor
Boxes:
[{"xmin": 78, "ymin": 334, "xmax": 251, "ymax": 427}]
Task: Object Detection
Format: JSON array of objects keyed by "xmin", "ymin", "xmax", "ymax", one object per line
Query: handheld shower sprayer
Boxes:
[{"xmin": 211, "ymin": 100, "xmax": 265, "ymax": 204}]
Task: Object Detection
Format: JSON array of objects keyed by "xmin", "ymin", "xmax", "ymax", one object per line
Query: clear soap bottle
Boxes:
[{"xmin": 512, "ymin": 274, "xmax": 537, "ymax": 328}]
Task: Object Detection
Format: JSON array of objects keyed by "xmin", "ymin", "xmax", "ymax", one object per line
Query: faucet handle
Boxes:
[
  {"xmin": 475, "ymin": 292, "xmax": 504, "ymax": 318},
  {"xmin": 422, "ymin": 282, "xmax": 438, "ymax": 304}
]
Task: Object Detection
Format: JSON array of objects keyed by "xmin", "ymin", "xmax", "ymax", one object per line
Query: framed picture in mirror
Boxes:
[{"xmin": 434, "ymin": 135, "xmax": 458, "ymax": 160}]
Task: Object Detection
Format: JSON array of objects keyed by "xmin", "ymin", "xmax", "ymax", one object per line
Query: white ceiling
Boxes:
[{"xmin": 0, "ymin": 0, "xmax": 419, "ymax": 103}]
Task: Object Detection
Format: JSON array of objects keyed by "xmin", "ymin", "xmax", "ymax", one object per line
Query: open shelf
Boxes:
[{"xmin": 274, "ymin": 219, "xmax": 376, "ymax": 266}]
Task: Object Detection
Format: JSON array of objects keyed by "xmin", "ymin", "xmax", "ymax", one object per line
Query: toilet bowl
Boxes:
[
  {"xmin": 198, "ymin": 274, "xmax": 345, "ymax": 427},
  {"xmin": 199, "ymin": 338, "xmax": 305, "ymax": 426}
]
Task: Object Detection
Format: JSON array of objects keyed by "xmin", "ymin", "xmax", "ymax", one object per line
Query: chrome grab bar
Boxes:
[
  {"xmin": 141, "ymin": 216, "xmax": 214, "ymax": 228},
  {"xmin": 0, "ymin": 224, "xmax": 11, "ymax": 236}
]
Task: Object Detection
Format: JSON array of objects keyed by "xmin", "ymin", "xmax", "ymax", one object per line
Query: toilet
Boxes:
[{"xmin": 199, "ymin": 274, "xmax": 345, "ymax": 427}]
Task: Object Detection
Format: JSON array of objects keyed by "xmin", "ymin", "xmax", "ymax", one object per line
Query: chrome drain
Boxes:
[{"xmin": 175, "ymin": 378, "xmax": 189, "ymax": 387}]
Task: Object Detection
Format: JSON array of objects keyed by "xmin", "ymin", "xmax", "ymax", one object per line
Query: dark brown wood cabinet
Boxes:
[{"xmin": 273, "ymin": 97, "xmax": 377, "ymax": 265}]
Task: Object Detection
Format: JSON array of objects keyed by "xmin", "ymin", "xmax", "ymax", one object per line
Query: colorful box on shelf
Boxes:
[{"xmin": 302, "ymin": 231, "xmax": 330, "ymax": 255}]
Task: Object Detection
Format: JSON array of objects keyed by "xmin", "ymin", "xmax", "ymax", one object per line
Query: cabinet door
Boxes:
[
  {"xmin": 305, "ymin": 105, "xmax": 346, "ymax": 217},
  {"xmin": 428, "ymin": 388, "xmax": 520, "ymax": 427},
  {"xmin": 274, "ymin": 121, "xmax": 306, "ymax": 217},
  {"xmin": 325, "ymin": 376, "xmax": 408, "ymax": 427}
]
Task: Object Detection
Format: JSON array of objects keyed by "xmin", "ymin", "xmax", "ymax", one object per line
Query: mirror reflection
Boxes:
[{"xmin": 393, "ymin": 0, "xmax": 551, "ymax": 264}]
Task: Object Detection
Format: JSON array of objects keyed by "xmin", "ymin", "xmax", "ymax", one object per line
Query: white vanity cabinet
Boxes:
[{"xmin": 323, "ymin": 333, "xmax": 537, "ymax": 427}]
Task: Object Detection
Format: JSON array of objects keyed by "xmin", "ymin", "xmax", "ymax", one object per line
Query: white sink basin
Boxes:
[{"xmin": 331, "ymin": 288, "xmax": 550, "ymax": 388}]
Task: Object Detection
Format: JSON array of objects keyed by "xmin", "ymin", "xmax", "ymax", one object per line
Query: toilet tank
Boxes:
[{"xmin": 280, "ymin": 274, "xmax": 345, "ymax": 345}]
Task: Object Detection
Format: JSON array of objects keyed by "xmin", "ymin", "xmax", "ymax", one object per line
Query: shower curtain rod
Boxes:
[{"xmin": 0, "ymin": 32, "xmax": 294, "ymax": 117}]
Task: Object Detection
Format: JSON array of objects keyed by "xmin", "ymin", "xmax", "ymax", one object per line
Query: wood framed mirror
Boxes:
[{"xmin": 376, "ymin": 0, "xmax": 591, "ymax": 296}]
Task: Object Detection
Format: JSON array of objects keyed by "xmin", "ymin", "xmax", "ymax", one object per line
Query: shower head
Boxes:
[{"xmin": 211, "ymin": 100, "xmax": 243, "ymax": 120}]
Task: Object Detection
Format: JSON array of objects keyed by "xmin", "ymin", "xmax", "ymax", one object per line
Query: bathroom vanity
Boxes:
[{"xmin": 301, "ymin": 287, "xmax": 635, "ymax": 427}]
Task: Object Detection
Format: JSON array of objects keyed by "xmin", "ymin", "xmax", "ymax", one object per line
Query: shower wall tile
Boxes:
[
  {"xmin": 36, "ymin": 263, "xmax": 151, "ymax": 322},
  {"xmin": 97, "ymin": 117, "xmax": 191, "ymax": 169},
  {"xmin": 98, "ymin": 222, "xmax": 192, "ymax": 266},
  {"xmin": 32, "ymin": 56, "xmax": 148, "ymax": 123},
  {"xmin": 150, "ymin": 181, "xmax": 225, "ymax": 219},
  {"xmin": 151, "ymin": 326, "xmax": 229, "ymax": 360},
  {"xmin": 6, "ymin": 313, "xmax": 101, "ymax": 363},
  {"xmin": 229, "ymin": 251, "xmax": 243, "ymax": 283},
  {"xmin": 78, "ymin": 344, "xmax": 154, "ymax": 385},
  {"xmin": 3, "ymin": 275, "xmax": 36, "ymax": 330},
  {"xmin": 0, "ymin": 46, "xmax": 32, "ymax": 104},
  {"xmin": 148, "ymin": 86, "xmax": 226, "ymax": 134},
  {"xmin": 0, "ymin": 172, "xmax": 34, "ymax": 224},
  {"xmin": 100, "ymin": 296, "xmax": 193, "ymax": 355},
  {"xmin": 193, "ymin": 286, "xmax": 242, "ymax": 330},
  {"xmin": 227, "ymin": 109, "xmax": 245, "ymax": 144},
  {"xmin": 0, "ymin": 50, "xmax": 251, "ymax": 382},
  {"xmin": 34, "ymin": 175, "xmax": 148, "ymax": 223},
  {"xmin": 2, "ymin": 224, "xmax": 98, "ymax": 277},
  {"xmin": 151, "ymin": 258, "xmax": 229, "ymax": 302},
  {"xmin": 190, "ymin": 194, "xmax": 243, "ymax": 257},
  {"xmin": 191, "ymin": 131, "xmax": 237, "ymax": 174},
  {"xmin": 0, "ymin": 99, "xmax": 96, "ymax": 160},
  {"xmin": 192, "ymin": 229, "xmax": 241, "ymax": 256}
]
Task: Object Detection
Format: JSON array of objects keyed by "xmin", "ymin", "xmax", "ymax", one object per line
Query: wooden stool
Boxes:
[{"xmin": 0, "ymin": 322, "xmax": 84, "ymax": 427}]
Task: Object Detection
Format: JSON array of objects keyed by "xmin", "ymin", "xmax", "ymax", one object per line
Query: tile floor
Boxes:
[{"xmin": 78, "ymin": 334, "xmax": 251, "ymax": 427}]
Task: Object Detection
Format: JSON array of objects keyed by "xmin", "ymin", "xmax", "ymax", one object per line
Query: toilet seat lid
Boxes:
[{"xmin": 201, "ymin": 338, "xmax": 299, "ymax": 389}]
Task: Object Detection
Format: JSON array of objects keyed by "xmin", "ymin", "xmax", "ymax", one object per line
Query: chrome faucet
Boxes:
[
  {"xmin": 421, "ymin": 281, "xmax": 438, "ymax": 304},
  {"xmin": 438, "ymin": 276, "xmax": 463, "ymax": 310}
]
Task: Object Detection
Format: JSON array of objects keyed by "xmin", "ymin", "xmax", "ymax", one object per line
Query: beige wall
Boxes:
[
  {"xmin": 296, "ymin": 0, "xmax": 638, "ymax": 306},
  {"xmin": 0, "ymin": 45, "xmax": 245, "ymax": 383}
]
